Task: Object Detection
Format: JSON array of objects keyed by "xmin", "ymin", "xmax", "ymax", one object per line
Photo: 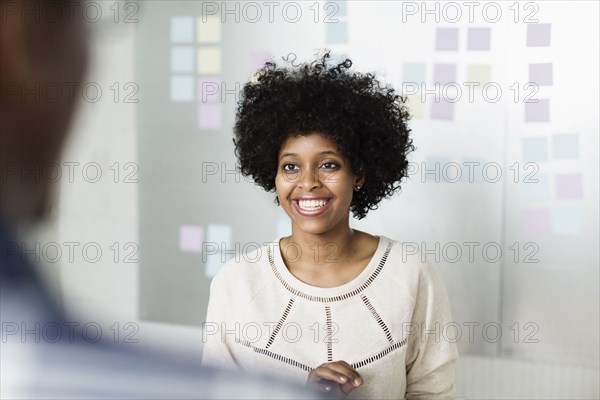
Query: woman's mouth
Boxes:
[{"xmin": 292, "ymin": 198, "xmax": 332, "ymax": 216}]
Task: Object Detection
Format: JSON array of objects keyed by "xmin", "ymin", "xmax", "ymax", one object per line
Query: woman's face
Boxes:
[{"xmin": 275, "ymin": 132, "xmax": 363, "ymax": 235}]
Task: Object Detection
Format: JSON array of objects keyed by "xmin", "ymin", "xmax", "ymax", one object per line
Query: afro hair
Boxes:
[{"xmin": 233, "ymin": 50, "xmax": 415, "ymax": 220}]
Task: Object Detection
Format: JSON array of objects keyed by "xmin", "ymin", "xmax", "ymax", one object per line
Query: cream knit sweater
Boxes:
[{"xmin": 201, "ymin": 235, "xmax": 459, "ymax": 399}]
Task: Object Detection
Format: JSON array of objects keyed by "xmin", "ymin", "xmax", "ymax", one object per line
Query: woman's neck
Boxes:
[{"xmin": 282, "ymin": 222, "xmax": 359, "ymax": 271}]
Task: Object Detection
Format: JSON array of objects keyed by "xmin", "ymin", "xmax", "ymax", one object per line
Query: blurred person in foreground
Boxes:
[{"xmin": 0, "ymin": 1, "xmax": 320, "ymax": 398}]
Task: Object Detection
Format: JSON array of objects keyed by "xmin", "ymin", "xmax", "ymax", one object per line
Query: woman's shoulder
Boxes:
[
  {"xmin": 379, "ymin": 234, "xmax": 440, "ymax": 278},
  {"xmin": 208, "ymin": 239, "xmax": 278, "ymax": 291}
]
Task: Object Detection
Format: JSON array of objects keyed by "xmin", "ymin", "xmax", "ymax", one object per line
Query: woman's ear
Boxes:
[{"xmin": 354, "ymin": 176, "xmax": 366, "ymax": 190}]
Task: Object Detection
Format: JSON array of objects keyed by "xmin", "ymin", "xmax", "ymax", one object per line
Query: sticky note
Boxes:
[
  {"xmin": 467, "ymin": 65, "xmax": 491, "ymax": 85},
  {"xmin": 179, "ymin": 225, "xmax": 204, "ymax": 253},
  {"xmin": 435, "ymin": 27, "xmax": 458, "ymax": 51},
  {"xmin": 249, "ymin": 51, "xmax": 271, "ymax": 72},
  {"xmin": 171, "ymin": 46, "xmax": 194, "ymax": 73},
  {"xmin": 555, "ymin": 174, "xmax": 583, "ymax": 200},
  {"xmin": 198, "ymin": 103, "xmax": 222, "ymax": 129},
  {"xmin": 523, "ymin": 208, "xmax": 552, "ymax": 235},
  {"xmin": 170, "ymin": 75, "xmax": 194, "ymax": 102},
  {"xmin": 205, "ymin": 224, "xmax": 233, "ymax": 277},
  {"xmin": 529, "ymin": 63, "xmax": 553, "ymax": 86},
  {"xmin": 171, "ymin": 16, "xmax": 194, "ymax": 43},
  {"xmin": 197, "ymin": 77, "xmax": 221, "ymax": 103},
  {"xmin": 335, "ymin": 0, "xmax": 348, "ymax": 16},
  {"xmin": 458, "ymin": 158, "xmax": 486, "ymax": 184},
  {"xmin": 403, "ymin": 63, "xmax": 426, "ymax": 85},
  {"xmin": 196, "ymin": 15, "xmax": 221, "ymax": 43},
  {"xmin": 406, "ymin": 95, "xmax": 424, "ymax": 119},
  {"xmin": 525, "ymin": 99, "xmax": 550, "ymax": 122},
  {"xmin": 197, "ymin": 47, "xmax": 221, "ymax": 74},
  {"xmin": 520, "ymin": 172, "xmax": 550, "ymax": 201},
  {"xmin": 521, "ymin": 137, "xmax": 547, "ymax": 162},
  {"xmin": 433, "ymin": 63, "xmax": 456, "ymax": 86},
  {"xmin": 430, "ymin": 98, "xmax": 454, "ymax": 120},
  {"xmin": 527, "ymin": 23, "xmax": 551, "ymax": 47},
  {"xmin": 551, "ymin": 207, "xmax": 582, "ymax": 235},
  {"xmin": 326, "ymin": 20, "xmax": 347, "ymax": 44},
  {"xmin": 552, "ymin": 134, "xmax": 579, "ymax": 159},
  {"xmin": 205, "ymin": 255, "xmax": 222, "ymax": 278},
  {"xmin": 467, "ymin": 27, "xmax": 491, "ymax": 50},
  {"xmin": 424, "ymin": 156, "xmax": 451, "ymax": 183}
]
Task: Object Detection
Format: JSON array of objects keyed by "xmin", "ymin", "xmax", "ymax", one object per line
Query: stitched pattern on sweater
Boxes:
[
  {"xmin": 266, "ymin": 297, "xmax": 295, "ymax": 349},
  {"xmin": 235, "ymin": 338, "xmax": 312, "ymax": 372},
  {"xmin": 267, "ymin": 242, "xmax": 393, "ymax": 302},
  {"xmin": 360, "ymin": 294, "xmax": 394, "ymax": 344},
  {"xmin": 325, "ymin": 306, "xmax": 333, "ymax": 362},
  {"xmin": 351, "ymin": 337, "xmax": 408, "ymax": 369}
]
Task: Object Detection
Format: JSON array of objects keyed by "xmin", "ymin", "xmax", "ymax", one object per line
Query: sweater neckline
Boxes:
[{"xmin": 267, "ymin": 235, "xmax": 392, "ymax": 302}]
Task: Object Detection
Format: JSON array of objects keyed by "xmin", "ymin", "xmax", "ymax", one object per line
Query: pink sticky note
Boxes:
[
  {"xmin": 555, "ymin": 174, "xmax": 583, "ymax": 200},
  {"xmin": 529, "ymin": 63, "xmax": 553, "ymax": 86},
  {"xmin": 467, "ymin": 27, "xmax": 491, "ymax": 51},
  {"xmin": 523, "ymin": 209, "xmax": 551, "ymax": 235},
  {"xmin": 527, "ymin": 24, "xmax": 551, "ymax": 47},
  {"xmin": 179, "ymin": 225, "xmax": 204, "ymax": 253},
  {"xmin": 198, "ymin": 103, "xmax": 222, "ymax": 129},
  {"xmin": 436, "ymin": 27, "xmax": 458, "ymax": 51},
  {"xmin": 525, "ymin": 99, "xmax": 549, "ymax": 122},
  {"xmin": 430, "ymin": 98, "xmax": 454, "ymax": 120},
  {"xmin": 249, "ymin": 51, "xmax": 271, "ymax": 73}
]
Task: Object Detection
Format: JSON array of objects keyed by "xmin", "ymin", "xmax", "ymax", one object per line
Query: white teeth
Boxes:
[{"xmin": 298, "ymin": 199, "xmax": 329, "ymax": 210}]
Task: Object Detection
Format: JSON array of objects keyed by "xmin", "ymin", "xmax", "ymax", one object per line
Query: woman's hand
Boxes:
[{"xmin": 307, "ymin": 361, "xmax": 363, "ymax": 398}]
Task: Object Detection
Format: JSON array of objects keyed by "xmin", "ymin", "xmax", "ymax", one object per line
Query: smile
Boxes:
[{"xmin": 292, "ymin": 198, "xmax": 332, "ymax": 216}]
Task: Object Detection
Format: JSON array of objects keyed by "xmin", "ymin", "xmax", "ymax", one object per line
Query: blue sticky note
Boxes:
[
  {"xmin": 171, "ymin": 16, "xmax": 194, "ymax": 43},
  {"xmin": 171, "ymin": 46, "xmax": 194, "ymax": 73},
  {"xmin": 522, "ymin": 137, "xmax": 547, "ymax": 162},
  {"xmin": 332, "ymin": 0, "xmax": 347, "ymax": 16},
  {"xmin": 326, "ymin": 20, "xmax": 347, "ymax": 44},
  {"xmin": 525, "ymin": 99, "xmax": 550, "ymax": 122},
  {"xmin": 520, "ymin": 172, "xmax": 550, "ymax": 201},
  {"xmin": 170, "ymin": 75, "xmax": 194, "ymax": 102},
  {"xmin": 403, "ymin": 63, "xmax": 426, "ymax": 85},
  {"xmin": 552, "ymin": 134, "xmax": 579, "ymax": 159},
  {"xmin": 460, "ymin": 158, "xmax": 486, "ymax": 184},
  {"xmin": 424, "ymin": 156, "xmax": 451, "ymax": 183},
  {"xmin": 551, "ymin": 207, "xmax": 582, "ymax": 235},
  {"xmin": 205, "ymin": 224, "xmax": 233, "ymax": 277}
]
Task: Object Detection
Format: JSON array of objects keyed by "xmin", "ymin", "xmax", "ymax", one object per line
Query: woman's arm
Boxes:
[
  {"xmin": 201, "ymin": 272, "xmax": 239, "ymax": 369},
  {"xmin": 405, "ymin": 259, "xmax": 459, "ymax": 399}
]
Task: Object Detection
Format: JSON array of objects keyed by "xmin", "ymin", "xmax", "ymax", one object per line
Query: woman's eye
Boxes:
[
  {"xmin": 282, "ymin": 164, "xmax": 299, "ymax": 172},
  {"xmin": 321, "ymin": 162, "xmax": 339, "ymax": 169}
]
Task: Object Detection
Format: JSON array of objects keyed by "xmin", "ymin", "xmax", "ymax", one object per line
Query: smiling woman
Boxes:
[{"xmin": 201, "ymin": 51, "xmax": 459, "ymax": 399}]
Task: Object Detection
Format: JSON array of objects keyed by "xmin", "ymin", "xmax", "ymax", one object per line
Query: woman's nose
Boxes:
[{"xmin": 298, "ymin": 167, "xmax": 322, "ymax": 189}]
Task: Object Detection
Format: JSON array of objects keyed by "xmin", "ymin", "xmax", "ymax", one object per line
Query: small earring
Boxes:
[{"xmin": 355, "ymin": 185, "xmax": 361, "ymax": 191}]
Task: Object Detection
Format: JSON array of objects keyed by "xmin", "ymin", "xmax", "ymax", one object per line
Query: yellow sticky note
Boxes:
[
  {"xmin": 406, "ymin": 95, "xmax": 423, "ymax": 119},
  {"xmin": 197, "ymin": 47, "xmax": 221, "ymax": 74},
  {"xmin": 467, "ymin": 65, "xmax": 491, "ymax": 85},
  {"xmin": 197, "ymin": 15, "xmax": 221, "ymax": 43}
]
